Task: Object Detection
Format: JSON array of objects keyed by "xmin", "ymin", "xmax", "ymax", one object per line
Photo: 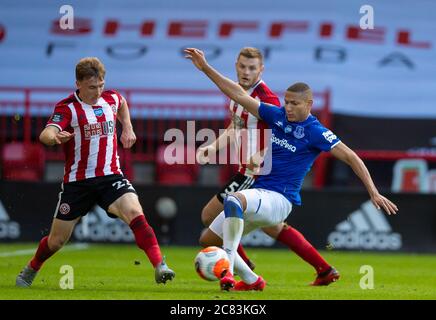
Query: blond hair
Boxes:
[{"xmin": 75, "ymin": 57, "xmax": 106, "ymax": 81}]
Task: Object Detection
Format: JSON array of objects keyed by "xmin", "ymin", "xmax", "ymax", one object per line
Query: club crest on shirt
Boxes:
[
  {"xmin": 59, "ymin": 203, "xmax": 70, "ymax": 215},
  {"xmin": 110, "ymin": 104, "xmax": 117, "ymax": 114},
  {"xmin": 284, "ymin": 125, "xmax": 293, "ymax": 134},
  {"xmin": 93, "ymin": 107, "xmax": 104, "ymax": 117},
  {"xmin": 293, "ymin": 126, "xmax": 305, "ymax": 139}
]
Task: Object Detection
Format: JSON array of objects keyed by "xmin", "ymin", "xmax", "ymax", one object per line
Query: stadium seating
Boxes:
[
  {"xmin": 1, "ymin": 142, "xmax": 45, "ymax": 181},
  {"xmin": 155, "ymin": 144, "xmax": 199, "ymax": 185}
]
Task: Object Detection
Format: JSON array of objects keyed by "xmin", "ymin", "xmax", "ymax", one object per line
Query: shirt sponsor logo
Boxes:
[
  {"xmin": 93, "ymin": 107, "xmax": 104, "ymax": 117},
  {"xmin": 271, "ymin": 133, "xmax": 296, "ymax": 152},
  {"xmin": 84, "ymin": 120, "xmax": 115, "ymax": 139},
  {"xmin": 322, "ymin": 130, "xmax": 337, "ymax": 143}
]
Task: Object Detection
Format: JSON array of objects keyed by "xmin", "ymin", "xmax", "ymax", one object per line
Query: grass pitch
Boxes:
[{"xmin": 1, "ymin": 243, "xmax": 435, "ymax": 300}]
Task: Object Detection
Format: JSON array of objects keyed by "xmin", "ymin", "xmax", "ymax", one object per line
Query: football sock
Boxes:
[
  {"xmin": 237, "ymin": 243, "xmax": 251, "ymax": 265},
  {"xmin": 223, "ymin": 195, "xmax": 244, "ymax": 273},
  {"xmin": 233, "ymin": 252, "xmax": 258, "ymax": 285},
  {"xmin": 30, "ymin": 236, "xmax": 56, "ymax": 271},
  {"xmin": 129, "ymin": 215, "xmax": 162, "ymax": 268},
  {"xmin": 223, "ymin": 218, "xmax": 243, "ymax": 273},
  {"xmin": 277, "ymin": 225, "xmax": 330, "ymax": 274}
]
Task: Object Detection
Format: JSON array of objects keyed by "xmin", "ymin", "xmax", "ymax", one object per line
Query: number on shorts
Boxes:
[
  {"xmin": 112, "ymin": 179, "xmax": 133, "ymax": 190},
  {"xmin": 224, "ymin": 181, "xmax": 240, "ymax": 194}
]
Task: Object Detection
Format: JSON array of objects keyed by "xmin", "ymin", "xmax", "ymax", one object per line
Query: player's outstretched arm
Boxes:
[
  {"xmin": 184, "ymin": 48, "xmax": 261, "ymax": 119},
  {"xmin": 330, "ymin": 142, "xmax": 398, "ymax": 215}
]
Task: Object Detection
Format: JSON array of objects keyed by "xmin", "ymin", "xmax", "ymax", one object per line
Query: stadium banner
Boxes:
[
  {"xmin": 0, "ymin": 0, "xmax": 436, "ymax": 120},
  {"xmin": 1, "ymin": 182, "xmax": 435, "ymax": 253}
]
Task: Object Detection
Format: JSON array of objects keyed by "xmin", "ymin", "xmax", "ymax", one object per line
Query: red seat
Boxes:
[
  {"xmin": 1, "ymin": 142, "xmax": 45, "ymax": 181},
  {"xmin": 155, "ymin": 144, "xmax": 199, "ymax": 185}
]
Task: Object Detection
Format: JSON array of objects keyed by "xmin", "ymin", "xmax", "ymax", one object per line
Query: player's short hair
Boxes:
[
  {"xmin": 237, "ymin": 47, "xmax": 264, "ymax": 64},
  {"xmin": 75, "ymin": 57, "xmax": 106, "ymax": 81},
  {"xmin": 287, "ymin": 82, "xmax": 312, "ymax": 101}
]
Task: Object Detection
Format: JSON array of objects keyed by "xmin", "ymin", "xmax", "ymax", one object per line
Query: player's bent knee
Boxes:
[
  {"xmin": 199, "ymin": 231, "xmax": 210, "ymax": 247},
  {"xmin": 123, "ymin": 208, "xmax": 143, "ymax": 224},
  {"xmin": 201, "ymin": 207, "xmax": 213, "ymax": 227},
  {"xmin": 199, "ymin": 236, "xmax": 208, "ymax": 248},
  {"xmin": 199, "ymin": 229, "xmax": 222, "ymax": 247},
  {"xmin": 262, "ymin": 223, "xmax": 285, "ymax": 239},
  {"xmin": 48, "ymin": 236, "xmax": 67, "ymax": 252}
]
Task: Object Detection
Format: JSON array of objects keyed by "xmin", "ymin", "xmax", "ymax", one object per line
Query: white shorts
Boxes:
[{"xmin": 209, "ymin": 188, "xmax": 293, "ymax": 238}]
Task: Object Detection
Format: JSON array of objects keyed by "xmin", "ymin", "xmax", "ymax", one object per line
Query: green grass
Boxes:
[{"xmin": 1, "ymin": 243, "xmax": 435, "ymax": 300}]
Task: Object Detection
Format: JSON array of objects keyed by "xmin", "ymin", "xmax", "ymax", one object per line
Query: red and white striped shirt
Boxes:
[
  {"xmin": 47, "ymin": 90, "xmax": 123, "ymax": 183},
  {"xmin": 229, "ymin": 80, "xmax": 280, "ymax": 175}
]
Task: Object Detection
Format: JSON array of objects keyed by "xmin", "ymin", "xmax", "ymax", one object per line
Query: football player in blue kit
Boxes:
[{"xmin": 185, "ymin": 47, "xmax": 398, "ymax": 291}]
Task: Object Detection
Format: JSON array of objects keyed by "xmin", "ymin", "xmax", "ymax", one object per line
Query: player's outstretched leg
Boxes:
[
  {"xmin": 155, "ymin": 256, "xmax": 176, "ymax": 284},
  {"xmin": 16, "ymin": 232, "xmax": 62, "ymax": 288},
  {"xmin": 234, "ymin": 276, "xmax": 266, "ymax": 291},
  {"xmin": 311, "ymin": 266, "xmax": 340, "ymax": 286},
  {"xmin": 232, "ymin": 253, "xmax": 265, "ymax": 291},
  {"xmin": 202, "ymin": 195, "xmax": 255, "ymax": 271},
  {"xmin": 129, "ymin": 214, "xmax": 175, "ymax": 284},
  {"xmin": 272, "ymin": 224, "xmax": 337, "ymax": 282},
  {"xmin": 16, "ymin": 265, "xmax": 38, "ymax": 288}
]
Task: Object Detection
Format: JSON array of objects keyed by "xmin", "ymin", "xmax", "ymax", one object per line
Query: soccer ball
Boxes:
[{"xmin": 195, "ymin": 246, "xmax": 230, "ymax": 281}]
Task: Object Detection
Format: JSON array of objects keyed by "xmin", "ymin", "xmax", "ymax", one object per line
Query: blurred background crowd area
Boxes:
[{"xmin": 0, "ymin": 0, "xmax": 435, "ymax": 194}]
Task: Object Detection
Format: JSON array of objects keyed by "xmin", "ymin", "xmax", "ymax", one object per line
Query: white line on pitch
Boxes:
[{"xmin": 0, "ymin": 243, "xmax": 90, "ymax": 257}]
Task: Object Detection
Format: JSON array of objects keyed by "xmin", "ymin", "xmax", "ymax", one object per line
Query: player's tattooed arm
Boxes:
[{"xmin": 185, "ymin": 48, "xmax": 261, "ymax": 119}]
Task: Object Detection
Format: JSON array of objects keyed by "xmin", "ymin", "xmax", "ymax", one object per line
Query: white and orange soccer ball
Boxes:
[{"xmin": 194, "ymin": 246, "xmax": 230, "ymax": 281}]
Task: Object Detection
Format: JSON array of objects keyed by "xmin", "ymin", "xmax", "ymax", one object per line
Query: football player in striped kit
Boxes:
[{"xmin": 16, "ymin": 57, "xmax": 175, "ymax": 288}]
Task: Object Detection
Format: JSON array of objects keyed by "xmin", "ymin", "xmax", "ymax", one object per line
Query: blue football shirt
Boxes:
[{"xmin": 253, "ymin": 102, "xmax": 341, "ymax": 205}]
